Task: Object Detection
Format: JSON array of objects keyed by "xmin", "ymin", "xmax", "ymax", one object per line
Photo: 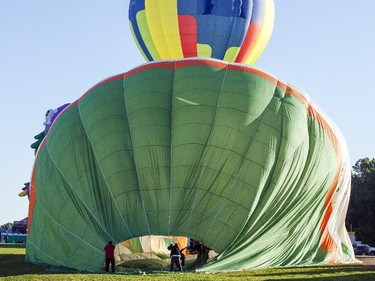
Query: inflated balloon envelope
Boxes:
[
  {"xmin": 25, "ymin": 0, "xmax": 356, "ymax": 273},
  {"xmin": 26, "ymin": 59, "xmax": 355, "ymax": 271},
  {"xmin": 129, "ymin": 0, "xmax": 275, "ymax": 65}
]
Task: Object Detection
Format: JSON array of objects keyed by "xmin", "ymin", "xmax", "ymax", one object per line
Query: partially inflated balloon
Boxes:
[
  {"xmin": 26, "ymin": 59, "xmax": 354, "ymax": 272},
  {"xmin": 129, "ymin": 0, "xmax": 275, "ymax": 65}
]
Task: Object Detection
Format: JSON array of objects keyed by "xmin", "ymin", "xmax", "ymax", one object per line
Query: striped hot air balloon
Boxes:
[{"xmin": 129, "ymin": 0, "xmax": 275, "ymax": 65}]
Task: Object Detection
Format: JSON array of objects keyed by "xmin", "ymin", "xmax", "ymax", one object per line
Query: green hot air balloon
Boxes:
[{"xmin": 26, "ymin": 59, "xmax": 354, "ymax": 272}]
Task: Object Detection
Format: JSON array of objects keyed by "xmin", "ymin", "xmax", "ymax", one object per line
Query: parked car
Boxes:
[
  {"xmin": 369, "ymin": 246, "xmax": 375, "ymax": 255},
  {"xmin": 354, "ymin": 244, "xmax": 370, "ymax": 255}
]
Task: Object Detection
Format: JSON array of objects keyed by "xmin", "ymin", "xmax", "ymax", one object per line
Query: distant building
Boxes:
[
  {"xmin": 0, "ymin": 218, "xmax": 28, "ymax": 243},
  {"xmin": 12, "ymin": 217, "xmax": 27, "ymax": 234}
]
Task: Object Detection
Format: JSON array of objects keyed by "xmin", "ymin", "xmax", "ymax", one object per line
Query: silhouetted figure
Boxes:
[
  {"xmin": 104, "ymin": 241, "xmax": 116, "ymax": 273},
  {"xmin": 180, "ymin": 247, "xmax": 187, "ymax": 267},
  {"xmin": 168, "ymin": 243, "xmax": 183, "ymax": 271},
  {"xmin": 194, "ymin": 241, "xmax": 210, "ymax": 265}
]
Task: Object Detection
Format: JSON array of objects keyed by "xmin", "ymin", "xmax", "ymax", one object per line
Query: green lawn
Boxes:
[{"xmin": 1, "ymin": 244, "xmax": 375, "ymax": 281}]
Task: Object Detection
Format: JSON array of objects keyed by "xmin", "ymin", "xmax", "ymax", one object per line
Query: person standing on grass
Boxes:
[
  {"xmin": 168, "ymin": 243, "xmax": 183, "ymax": 272},
  {"xmin": 104, "ymin": 241, "xmax": 116, "ymax": 273}
]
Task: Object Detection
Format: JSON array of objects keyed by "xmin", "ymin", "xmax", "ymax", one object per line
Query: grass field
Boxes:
[{"xmin": 1, "ymin": 244, "xmax": 375, "ymax": 281}]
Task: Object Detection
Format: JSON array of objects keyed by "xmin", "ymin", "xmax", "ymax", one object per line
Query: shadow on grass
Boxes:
[
  {"xmin": 0, "ymin": 243, "xmax": 26, "ymax": 249},
  {"xmin": 0, "ymin": 254, "xmax": 47, "ymax": 277},
  {"xmin": 248, "ymin": 265, "xmax": 375, "ymax": 281},
  {"xmin": 277, "ymin": 275, "xmax": 375, "ymax": 281},
  {"xmin": 0, "ymin": 254, "xmax": 107, "ymax": 277}
]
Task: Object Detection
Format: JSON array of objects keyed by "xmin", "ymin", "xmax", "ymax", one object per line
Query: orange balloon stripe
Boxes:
[
  {"xmin": 27, "ymin": 163, "xmax": 37, "ymax": 232},
  {"xmin": 235, "ymin": 22, "xmax": 262, "ymax": 63}
]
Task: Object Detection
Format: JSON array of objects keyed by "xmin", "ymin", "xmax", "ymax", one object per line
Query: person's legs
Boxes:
[
  {"xmin": 105, "ymin": 258, "xmax": 110, "ymax": 272},
  {"xmin": 170, "ymin": 257, "xmax": 179, "ymax": 271},
  {"xmin": 178, "ymin": 258, "xmax": 183, "ymax": 272},
  {"xmin": 111, "ymin": 258, "xmax": 115, "ymax": 272},
  {"xmin": 170, "ymin": 258, "xmax": 174, "ymax": 271},
  {"xmin": 170, "ymin": 257, "xmax": 182, "ymax": 272}
]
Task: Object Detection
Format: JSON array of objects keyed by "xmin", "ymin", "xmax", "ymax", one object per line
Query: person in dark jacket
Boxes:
[{"xmin": 168, "ymin": 243, "xmax": 182, "ymax": 271}]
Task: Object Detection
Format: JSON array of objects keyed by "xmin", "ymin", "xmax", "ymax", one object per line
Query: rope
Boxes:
[
  {"xmin": 44, "ymin": 143, "xmax": 116, "ymax": 242},
  {"xmin": 27, "ymin": 239, "xmax": 68, "ymax": 267},
  {"xmin": 36, "ymin": 201, "xmax": 103, "ymax": 254}
]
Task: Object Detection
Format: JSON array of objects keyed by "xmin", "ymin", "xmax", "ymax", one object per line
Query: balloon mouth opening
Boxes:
[{"xmin": 112, "ymin": 235, "xmax": 217, "ymax": 272}]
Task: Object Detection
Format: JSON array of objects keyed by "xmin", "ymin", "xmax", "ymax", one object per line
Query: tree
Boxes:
[
  {"xmin": 346, "ymin": 158, "xmax": 375, "ymax": 244},
  {"xmin": 0, "ymin": 222, "xmax": 13, "ymax": 231}
]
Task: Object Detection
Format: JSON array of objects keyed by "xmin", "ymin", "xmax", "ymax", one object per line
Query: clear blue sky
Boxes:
[{"xmin": 1, "ymin": 0, "xmax": 374, "ymax": 224}]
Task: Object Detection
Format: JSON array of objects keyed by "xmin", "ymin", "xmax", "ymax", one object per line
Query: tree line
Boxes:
[{"xmin": 345, "ymin": 157, "xmax": 375, "ymax": 245}]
